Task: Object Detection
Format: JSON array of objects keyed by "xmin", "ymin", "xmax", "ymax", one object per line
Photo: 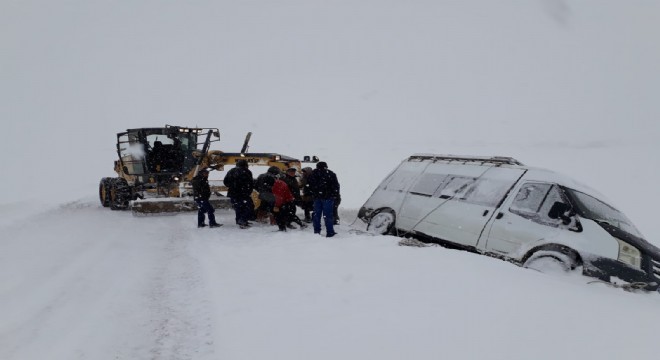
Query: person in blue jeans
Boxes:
[
  {"xmin": 192, "ymin": 168, "xmax": 222, "ymax": 228},
  {"xmin": 307, "ymin": 161, "xmax": 340, "ymax": 237}
]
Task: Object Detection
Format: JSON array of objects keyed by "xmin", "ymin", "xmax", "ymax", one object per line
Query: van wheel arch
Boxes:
[
  {"xmin": 522, "ymin": 244, "xmax": 582, "ymax": 272},
  {"xmin": 367, "ymin": 208, "xmax": 396, "ymax": 235}
]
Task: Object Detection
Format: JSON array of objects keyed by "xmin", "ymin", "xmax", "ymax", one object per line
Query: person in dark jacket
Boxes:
[
  {"xmin": 223, "ymin": 159, "xmax": 255, "ymax": 229},
  {"xmin": 192, "ymin": 168, "xmax": 222, "ymax": 228},
  {"xmin": 283, "ymin": 168, "xmax": 302, "ymax": 204},
  {"xmin": 307, "ymin": 161, "xmax": 340, "ymax": 237},
  {"xmin": 254, "ymin": 166, "xmax": 280, "ymax": 224},
  {"xmin": 299, "ymin": 167, "xmax": 314, "ymax": 223}
]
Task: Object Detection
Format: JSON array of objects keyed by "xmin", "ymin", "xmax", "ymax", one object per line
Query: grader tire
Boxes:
[
  {"xmin": 99, "ymin": 178, "xmax": 112, "ymax": 207},
  {"xmin": 109, "ymin": 178, "xmax": 131, "ymax": 210}
]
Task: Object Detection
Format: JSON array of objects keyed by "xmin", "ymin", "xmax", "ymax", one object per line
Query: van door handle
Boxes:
[
  {"xmin": 482, "ymin": 210, "xmax": 489, "ymax": 217},
  {"xmin": 496, "ymin": 212, "xmax": 504, "ymax": 219}
]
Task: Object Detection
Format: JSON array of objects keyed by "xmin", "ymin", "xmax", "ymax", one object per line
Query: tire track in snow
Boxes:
[{"xmin": 144, "ymin": 220, "xmax": 215, "ymax": 360}]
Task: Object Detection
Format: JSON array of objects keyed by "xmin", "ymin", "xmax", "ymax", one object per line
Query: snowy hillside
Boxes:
[{"xmin": 2, "ymin": 1, "xmax": 660, "ymax": 359}]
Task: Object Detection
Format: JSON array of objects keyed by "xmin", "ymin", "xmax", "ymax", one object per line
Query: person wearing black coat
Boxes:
[
  {"xmin": 192, "ymin": 168, "xmax": 222, "ymax": 228},
  {"xmin": 283, "ymin": 168, "xmax": 302, "ymax": 204},
  {"xmin": 254, "ymin": 166, "xmax": 280, "ymax": 224},
  {"xmin": 307, "ymin": 161, "xmax": 340, "ymax": 237},
  {"xmin": 299, "ymin": 167, "xmax": 314, "ymax": 222},
  {"xmin": 223, "ymin": 159, "xmax": 255, "ymax": 228}
]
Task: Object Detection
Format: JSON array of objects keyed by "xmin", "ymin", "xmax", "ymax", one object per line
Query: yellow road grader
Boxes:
[{"xmin": 99, "ymin": 125, "xmax": 315, "ymax": 214}]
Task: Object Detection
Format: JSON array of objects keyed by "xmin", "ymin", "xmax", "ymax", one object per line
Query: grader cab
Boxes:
[{"xmin": 99, "ymin": 125, "xmax": 315, "ymax": 214}]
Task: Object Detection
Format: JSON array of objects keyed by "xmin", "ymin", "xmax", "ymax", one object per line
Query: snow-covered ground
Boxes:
[
  {"xmin": 3, "ymin": 1, "xmax": 660, "ymax": 359},
  {"xmin": 2, "ymin": 198, "xmax": 660, "ymax": 360}
]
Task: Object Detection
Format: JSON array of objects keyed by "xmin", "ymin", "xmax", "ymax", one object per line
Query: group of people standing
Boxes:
[{"xmin": 192, "ymin": 160, "xmax": 341, "ymax": 237}]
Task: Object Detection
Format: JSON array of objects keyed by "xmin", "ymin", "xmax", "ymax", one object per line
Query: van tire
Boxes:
[
  {"xmin": 367, "ymin": 209, "xmax": 396, "ymax": 235},
  {"xmin": 523, "ymin": 248, "xmax": 579, "ymax": 274}
]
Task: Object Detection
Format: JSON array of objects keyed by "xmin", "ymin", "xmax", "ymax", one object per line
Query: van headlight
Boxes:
[{"xmin": 617, "ymin": 239, "xmax": 642, "ymax": 269}]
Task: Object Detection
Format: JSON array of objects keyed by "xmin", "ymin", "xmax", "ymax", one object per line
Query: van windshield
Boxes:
[{"xmin": 565, "ymin": 188, "xmax": 643, "ymax": 238}]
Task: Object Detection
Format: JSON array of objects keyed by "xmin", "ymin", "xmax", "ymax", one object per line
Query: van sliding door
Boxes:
[{"xmin": 400, "ymin": 165, "xmax": 524, "ymax": 248}]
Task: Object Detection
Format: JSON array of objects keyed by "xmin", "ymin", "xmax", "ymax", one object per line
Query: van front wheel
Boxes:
[
  {"xmin": 367, "ymin": 210, "xmax": 395, "ymax": 235},
  {"xmin": 523, "ymin": 250, "xmax": 578, "ymax": 274}
]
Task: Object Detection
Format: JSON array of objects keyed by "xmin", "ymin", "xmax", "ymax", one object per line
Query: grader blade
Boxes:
[{"xmin": 131, "ymin": 197, "xmax": 233, "ymax": 215}]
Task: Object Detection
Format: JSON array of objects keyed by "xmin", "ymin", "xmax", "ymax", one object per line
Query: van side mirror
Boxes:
[{"xmin": 548, "ymin": 201, "xmax": 572, "ymax": 225}]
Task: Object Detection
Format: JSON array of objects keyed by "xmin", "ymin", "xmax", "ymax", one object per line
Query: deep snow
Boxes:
[{"xmin": 2, "ymin": 1, "xmax": 660, "ymax": 359}]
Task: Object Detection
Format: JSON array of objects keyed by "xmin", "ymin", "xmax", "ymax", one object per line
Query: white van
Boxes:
[{"xmin": 358, "ymin": 154, "xmax": 660, "ymax": 290}]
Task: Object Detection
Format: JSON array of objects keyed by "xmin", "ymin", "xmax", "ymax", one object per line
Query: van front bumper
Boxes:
[{"xmin": 584, "ymin": 257, "xmax": 660, "ymax": 291}]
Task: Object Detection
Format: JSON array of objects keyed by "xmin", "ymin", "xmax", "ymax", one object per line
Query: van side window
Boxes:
[
  {"xmin": 436, "ymin": 176, "xmax": 475, "ymax": 199},
  {"xmin": 410, "ymin": 173, "xmax": 447, "ymax": 196},
  {"xmin": 382, "ymin": 170, "xmax": 418, "ymax": 192},
  {"xmin": 463, "ymin": 178, "xmax": 515, "ymax": 207},
  {"xmin": 537, "ymin": 185, "xmax": 565, "ymax": 222},
  {"xmin": 510, "ymin": 183, "xmax": 565, "ymax": 225},
  {"xmin": 510, "ymin": 183, "xmax": 550, "ymax": 215}
]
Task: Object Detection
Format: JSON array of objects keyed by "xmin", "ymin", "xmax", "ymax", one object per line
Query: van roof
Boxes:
[
  {"xmin": 407, "ymin": 153, "xmax": 613, "ymax": 205},
  {"xmin": 409, "ymin": 153, "xmax": 524, "ymax": 166}
]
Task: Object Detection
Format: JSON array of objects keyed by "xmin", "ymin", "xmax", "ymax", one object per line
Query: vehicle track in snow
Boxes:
[
  {"xmin": 0, "ymin": 201, "xmax": 219, "ymax": 360},
  {"xmin": 142, "ymin": 218, "xmax": 216, "ymax": 360}
]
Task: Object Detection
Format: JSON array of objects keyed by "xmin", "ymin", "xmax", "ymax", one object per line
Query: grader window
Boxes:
[{"xmin": 144, "ymin": 134, "xmax": 187, "ymax": 173}]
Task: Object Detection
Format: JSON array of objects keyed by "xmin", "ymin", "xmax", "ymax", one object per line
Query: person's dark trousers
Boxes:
[
  {"xmin": 195, "ymin": 199, "xmax": 216, "ymax": 226},
  {"xmin": 312, "ymin": 198, "xmax": 335, "ymax": 235},
  {"xmin": 285, "ymin": 203, "xmax": 304, "ymax": 226},
  {"xmin": 278, "ymin": 202, "xmax": 304, "ymax": 226},
  {"xmin": 231, "ymin": 196, "xmax": 253, "ymax": 225},
  {"xmin": 275, "ymin": 206, "xmax": 288, "ymax": 231}
]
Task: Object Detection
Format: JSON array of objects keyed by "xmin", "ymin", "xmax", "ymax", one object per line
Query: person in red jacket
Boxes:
[
  {"xmin": 272, "ymin": 177, "xmax": 293, "ymax": 231},
  {"xmin": 272, "ymin": 177, "xmax": 299, "ymax": 231}
]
